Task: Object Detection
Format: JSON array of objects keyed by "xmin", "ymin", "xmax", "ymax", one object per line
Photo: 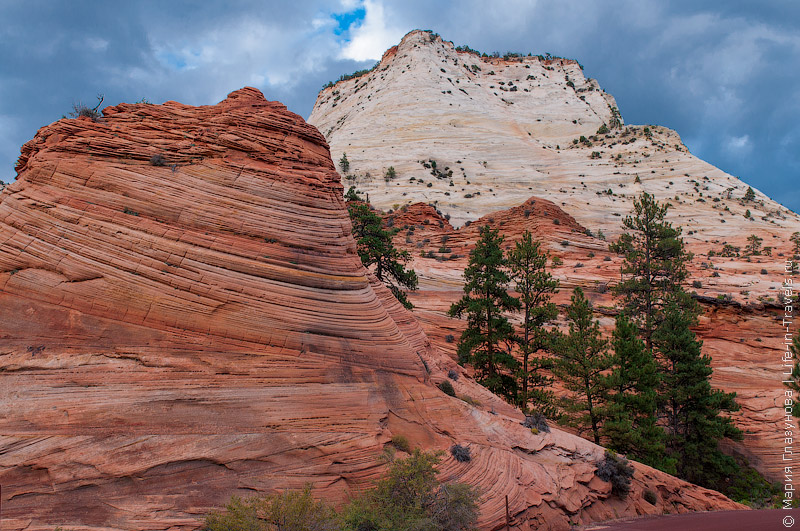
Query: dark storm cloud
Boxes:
[
  {"xmin": 0, "ymin": 0, "xmax": 371, "ymax": 179},
  {"xmin": 0, "ymin": 0, "xmax": 796, "ymax": 213}
]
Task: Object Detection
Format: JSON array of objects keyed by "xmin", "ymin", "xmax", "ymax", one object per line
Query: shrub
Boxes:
[
  {"xmin": 595, "ymin": 451, "xmax": 634, "ymax": 497},
  {"xmin": 692, "ymin": 280, "xmax": 703, "ymax": 289},
  {"xmin": 341, "ymin": 449, "xmax": 480, "ymax": 531},
  {"xmin": 391, "ymin": 435, "xmax": 411, "ymax": 453},
  {"xmin": 204, "ymin": 485, "xmax": 340, "ymax": 531},
  {"xmin": 761, "ymin": 269, "xmax": 768, "ymax": 275},
  {"xmin": 69, "ymin": 94, "xmax": 104, "ymax": 122},
  {"xmin": 458, "ymin": 395, "xmax": 481, "ymax": 407},
  {"xmin": 445, "ymin": 334, "xmax": 455, "ymax": 344},
  {"xmin": 597, "ymin": 124, "xmax": 609, "ymax": 135},
  {"xmin": 438, "ymin": 380, "xmax": 456, "ymax": 397},
  {"xmin": 447, "ymin": 368, "xmax": 459, "ymax": 380},
  {"xmin": 643, "ymin": 489, "xmax": 658, "ymax": 505},
  {"xmin": 551, "ymin": 256, "xmax": 563, "ymax": 266},
  {"xmin": 450, "ymin": 444, "xmax": 471, "ymax": 462},
  {"xmin": 587, "ymin": 252, "xmax": 595, "ymax": 258},
  {"xmin": 523, "ymin": 412, "xmax": 550, "ymax": 433},
  {"xmin": 150, "ymin": 154, "xmax": 166, "ymax": 166},
  {"xmin": 603, "ymin": 256, "xmax": 611, "ymax": 262},
  {"xmin": 553, "ymin": 218, "xmax": 561, "ymax": 225},
  {"xmin": 384, "ymin": 166, "xmax": 396, "ymax": 180}
]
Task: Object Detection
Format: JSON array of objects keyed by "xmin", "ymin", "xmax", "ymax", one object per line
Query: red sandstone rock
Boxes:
[
  {"xmin": 399, "ymin": 196, "xmax": 791, "ymax": 484},
  {"xmin": 0, "ymin": 88, "xmax": 743, "ymax": 530}
]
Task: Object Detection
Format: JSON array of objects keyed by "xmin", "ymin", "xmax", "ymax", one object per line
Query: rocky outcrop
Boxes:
[
  {"xmin": 310, "ymin": 29, "xmax": 800, "ymax": 483},
  {"xmin": 0, "ymin": 88, "xmax": 742, "ymax": 530},
  {"xmin": 399, "ymin": 194, "xmax": 796, "ymax": 484},
  {"xmin": 309, "ymin": 30, "xmax": 798, "ymax": 248}
]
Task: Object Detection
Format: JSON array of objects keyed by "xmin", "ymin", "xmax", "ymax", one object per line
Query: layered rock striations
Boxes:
[
  {"xmin": 309, "ymin": 30, "xmax": 798, "ymax": 247},
  {"xmin": 0, "ymin": 88, "xmax": 742, "ymax": 530},
  {"xmin": 310, "ymin": 30, "xmax": 800, "ymax": 483}
]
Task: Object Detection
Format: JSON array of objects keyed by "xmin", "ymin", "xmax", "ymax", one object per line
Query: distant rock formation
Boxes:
[
  {"xmin": 0, "ymin": 88, "xmax": 742, "ymax": 530},
  {"xmin": 309, "ymin": 30, "xmax": 797, "ymax": 240},
  {"xmin": 310, "ymin": 29, "xmax": 800, "ymax": 483}
]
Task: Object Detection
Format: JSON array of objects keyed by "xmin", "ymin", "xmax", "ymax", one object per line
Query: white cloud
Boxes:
[
  {"xmin": 724, "ymin": 134, "xmax": 752, "ymax": 156},
  {"xmin": 312, "ymin": 16, "xmax": 333, "ymax": 30},
  {"xmin": 339, "ymin": 0, "xmax": 405, "ymax": 62},
  {"xmin": 150, "ymin": 18, "xmax": 342, "ymax": 89}
]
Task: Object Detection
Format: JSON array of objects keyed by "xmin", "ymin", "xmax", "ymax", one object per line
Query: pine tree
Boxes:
[
  {"xmin": 790, "ymin": 231, "xmax": 800, "ymax": 258},
  {"xmin": 602, "ymin": 315, "xmax": 672, "ymax": 472},
  {"xmin": 346, "ymin": 187, "xmax": 418, "ymax": 309},
  {"xmin": 449, "ymin": 226, "xmax": 521, "ymax": 401},
  {"xmin": 552, "ymin": 287, "xmax": 611, "ymax": 444},
  {"xmin": 609, "ymin": 192, "xmax": 696, "ymax": 349},
  {"xmin": 654, "ymin": 302, "xmax": 741, "ymax": 488},
  {"xmin": 339, "ymin": 152, "xmax": 350, "ymax": 173},
  {"xmin": 745, "ymin": 234, "xmax": 763, "ymax": 256},
  {"xmin": 744, "ymin": 186, "xmax": 756, "ymax": 201},
  {"xmin": 507, "ymin": 231, "xmax": 559, "ymax": 414}
]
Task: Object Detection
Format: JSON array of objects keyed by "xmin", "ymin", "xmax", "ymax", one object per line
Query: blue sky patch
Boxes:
[{"xmin": 332, "ymin": 7, "xmax": 366, "ymax": 36}]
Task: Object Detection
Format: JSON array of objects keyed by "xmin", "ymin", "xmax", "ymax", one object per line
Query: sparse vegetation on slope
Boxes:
[{"xmin": 204, "ymin": 449, "xmax": 481, "ymax": 531}]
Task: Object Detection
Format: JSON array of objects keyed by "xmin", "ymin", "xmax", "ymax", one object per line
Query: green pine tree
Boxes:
[
  {"xmin": 609, "ymin": 192, "xmax": 696, "ymax": 349},
  {"xmin": 346, "ymin": 187, "xmax": 418, "ymax": 309},
  {"xmin": 552, "ymin": 287, "xmax": 611, "ymax": 444},
  {"xmin": 654, "ymin": 302, "xmax": 742, "ymax": 488},
  {"xmin": 339, "ymin": 152, "xmax": 350, "ymax": 173},
  {"xmin": 745, "ymin": 234, "xmax": 763, "ymax": 256},
  {"xmin": 507, "ymin": 231, "xmax": 559, "ymax": 415},
  {"xmin": 449, "ymin": 226, "xmax": 521, "ymax": 401},
  {"xmin": 791, "ymin": 231, "xmax": 800, "ymax": 258},
  {"xmin": 744, "ymin": 186, "xmax": 756, "ymax": 201},
  {"xmin": 602, "ymin": 315, "xmax": 672, "ymax": 473}
]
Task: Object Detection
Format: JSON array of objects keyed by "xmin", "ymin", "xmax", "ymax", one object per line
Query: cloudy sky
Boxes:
[{"xmin": 1, "ymin": 0, "xmax": 797, "ymax": 211}]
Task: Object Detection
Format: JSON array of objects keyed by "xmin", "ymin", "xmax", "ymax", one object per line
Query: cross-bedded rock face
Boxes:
[
  {"xmin": 0, "ymin": 88, "xmax": 742, "ymax": 530},
  {"xmin": 310, "ymin": 30, "xmax": 800, "ymax": 485},
  {"xmin": 309, "ymin": 30, "xmax": 799, "ymax": 246}
]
